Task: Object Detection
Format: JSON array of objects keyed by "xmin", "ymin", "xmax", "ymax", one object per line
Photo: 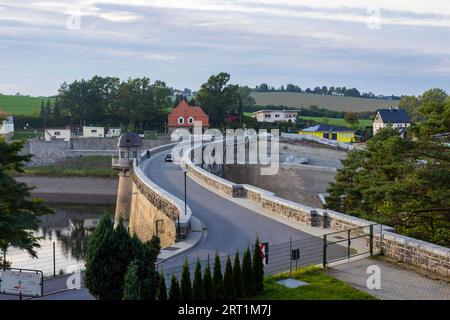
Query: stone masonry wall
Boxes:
[{"xmin": 184, "ymin": 151, "xmax": 450, "ymax": 278}]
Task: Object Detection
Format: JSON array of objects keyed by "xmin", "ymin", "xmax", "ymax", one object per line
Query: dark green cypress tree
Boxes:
[
  {"xmin": 158, "ymin": 272, "xmax": 167, "ymax": 301},
  {"xmin": 242, "ymin": 247, "xmax": 255, "ymax": 297},
  {"xmin": 233, "ymin": 252, "xmax": 243, "ymax": 298},
  {"xmin": 203, "ymin": 259, "xmax": 213, "ymax": 299},
  {"xmin": 180, "ymin": 259, "xmax": 193, "ymax": 300},
  {"xmin": 168, "ymin": 275, "xmax": 181, "ymax": 300},
  {"xmin": 223, "ymin": 256, "xmax": 235, "ymax": 300},
  {"xmin": 253, "ymin": 239, "xmax": 265, "ymax": 293},
  {"xmin": 212, "ymin": 254, "xmax": 224, "ymax": 300},
  {"xmin": 122, "ymin": 259, "xmax": 142, "ymax": 300},
  {"xmin": 192, "ymin": 258, "xmax": 205, "ymax": 300}
]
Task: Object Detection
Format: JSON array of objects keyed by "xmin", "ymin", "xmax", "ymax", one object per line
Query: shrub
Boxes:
[
  {"xmin": 212, "ymin": 254, "xmax": 224, "ymax": 300},
  {"xmin": 242, "ymin": 247, "xmax": 255, "ymax": 296},
  {"xmin": 253, "ymin": 239, "xmax": 265, "ymax": 293},
  {"xmin": 223, "ymin": 256, "xmax": 235, "ymax": 300},
  {"xmin": 193, "ymin": 258, "xmax": 205, "ymax": 300},
  {"xmin": 169, "ymin": 275, "xmax": 181, "ymax": 300},
  {"xmin": 180, "ymin": 259, "xmax": 193, "ymax": 300},
  {"xmin": 233, "ymin": 252, "xmax": 243, "ymax": 298}
]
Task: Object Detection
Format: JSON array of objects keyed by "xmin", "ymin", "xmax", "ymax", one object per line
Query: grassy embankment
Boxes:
[
  {"xmin": 251, "ymin": 266, "xmax": 375, "ymax": 300},
  {"xmin": 22, "ymin": 156, "xmax": 116, "ymax": 178},
  {"xmin": 0, "ymin": 94, "xmax": 55, "ymax": 115}
]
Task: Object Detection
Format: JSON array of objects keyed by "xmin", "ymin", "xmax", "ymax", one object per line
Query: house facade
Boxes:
[
  {"xmin": 373, "ymin": 108, "xmax": 411, "ymax": 137},
  {"xmin": 252, "ymin": 110, "xmax": 298, "ymax": 123},
  {"xmin": 45, "ymin": 128, "xmax": 71, "ymax": 141},
  {"xmin": 106, "ymin": 128, "xmax": 122, "ymax": 138},
  {"xmin": 168, "ymin": 100, "xmax": 209, "ymax": 133},
  {"xmin": 299, "ymin": 124, "xmax": 355, "ymax": 143},
  {"xmin": 0, "ymin": 110, "xmax": 14, "ymax": 135},
  {"xmin": 83, "ymin": 126, "xmax": 105, "ymax": 138}
]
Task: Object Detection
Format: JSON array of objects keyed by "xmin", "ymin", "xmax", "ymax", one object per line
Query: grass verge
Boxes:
[
  {"xmin": 251, "ymin": 266, "xmax": 375, "ymax": 300},
  {"xmin": 22, "ymin": 155, "xmax": 116, "ymax": 178}
]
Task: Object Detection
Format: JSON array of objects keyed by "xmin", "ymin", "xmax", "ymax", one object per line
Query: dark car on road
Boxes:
[{"xmin": 164, "ymin": 153, "xmax": 172, "ymax": 162}]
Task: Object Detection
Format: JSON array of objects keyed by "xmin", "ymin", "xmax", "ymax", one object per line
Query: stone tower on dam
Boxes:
[{"xmin": 112, "ymin": 132, "xmax": 141, "ymax": 226}]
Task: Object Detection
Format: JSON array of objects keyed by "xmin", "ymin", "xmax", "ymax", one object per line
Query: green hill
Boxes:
[
  {"xmin": 0, "ymin": 94, "xmax": 55, "ymax": 115},
  {"xmin": 252, "ymin": 92, "xmax": 398, "ymax": 112}
]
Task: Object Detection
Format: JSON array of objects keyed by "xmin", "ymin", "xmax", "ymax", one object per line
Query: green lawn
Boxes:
[
  {"xmin": 299, "ymin": 116, "xmax": 372, "ymax": 129},
  {"xmin": 10, "ymin": 131, "xmax": 44, "ymax": 140},
  {"xmin": 22, "ymin": 155, "xmax": 116, "ymax": 178},
  {"xmin": 0, "ymin": 94, "xmax": 55, "ymax": 115},
  {"xmin": 250, "ymin": 267, "xmax": 375, "ymax": 300}
]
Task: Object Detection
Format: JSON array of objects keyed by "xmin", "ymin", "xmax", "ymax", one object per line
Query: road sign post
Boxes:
[{"xmin": 0, "ymin": 268, "xmax": 43, "ymax": 299}]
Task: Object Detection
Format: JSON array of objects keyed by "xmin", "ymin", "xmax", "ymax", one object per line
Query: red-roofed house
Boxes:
[{"xmin": 168, "ymin": 100, "xmax": 209, "ymax": 133}]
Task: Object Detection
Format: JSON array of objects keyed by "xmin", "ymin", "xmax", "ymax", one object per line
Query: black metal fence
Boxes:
[{"xmin": 156, "ymin": 224, "xmax": 381, "ymax": 281}]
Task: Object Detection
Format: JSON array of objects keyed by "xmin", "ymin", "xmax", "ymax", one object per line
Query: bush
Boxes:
[
  {"xmin": 180, "ymin": 259, "xmax": 193, "ymax": 300},
  {"xmin": 223, "ymin": 256, "xmax": 235, "ymax": 300},
  {"xmin": 122, "ymin": 260, "xmax": 142, "ymax": 300},
  {"xmin": 212, "ymin": 254, "xmax": 224, "ymax": 300},
  {"xmin": 193, "ymin": 258, "xmax": 205, "ymax": 300}
]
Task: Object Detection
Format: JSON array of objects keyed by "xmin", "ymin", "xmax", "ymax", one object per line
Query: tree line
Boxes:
[
  {"xmin": 254, "ymin": 83, "xmax": 401, "ymax": 100},
  {"xmin": 326, "ymin": 88, "xmax": 450, "ymax": 246}
]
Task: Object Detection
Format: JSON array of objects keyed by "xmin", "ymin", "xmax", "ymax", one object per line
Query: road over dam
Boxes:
[{"xmin": 143, "ymin": 149, "xmax": 347, "ymax": 275}]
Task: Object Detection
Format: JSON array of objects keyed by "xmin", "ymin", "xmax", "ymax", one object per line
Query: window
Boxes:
[
  {"xmin": 91, "ymin": 129, "xmax": 97, "ymax": 133},
  {"xmin": 178, "ymin": 116, "xmax": 184, "ymax": 124},
  {"xmin": 275, "ymin": 114, "xmax": 280, "ymax": 118},
  {"xmin": 265, "ymin": 114, "xmax": 271, "ymax": 118},
  {"xmin": 55, "ymin": 131, "xmax": 60, "ymax": 136},
  {"xmin": 188, "ymin": 117, "xmax": 194, "ymax": 124}
]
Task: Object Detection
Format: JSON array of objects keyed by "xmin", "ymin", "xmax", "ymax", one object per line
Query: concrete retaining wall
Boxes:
[{"xmin": 183, "ymin": 142, "xmax": 450, "ymax": 278}]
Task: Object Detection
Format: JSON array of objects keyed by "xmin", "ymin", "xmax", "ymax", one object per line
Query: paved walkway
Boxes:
[{"xmin": 327, "ymin": 257, "xmax": 450, "ymax": 300}]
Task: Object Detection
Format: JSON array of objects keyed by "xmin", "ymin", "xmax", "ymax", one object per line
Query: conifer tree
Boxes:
[
  {"xmin": 233, "ymin": 252, "xmax": 244, "ymax": 298},
  {"xmin": 169, "ymin": 275, "xmax": 181, "ymax": 300},
  {"xmin": 223, "ymin": 256, "xmax": 235, "ymax": 300},
  {"xmin": 158, "ymin": 272, "xmax": 167, "ymax": 300},
  {"xmin": 253, "ymin": 239, "xmax": 265, "ymax": 293},
  {"xmin": 242, "ymin": 247, "xmax": 255, "ymax": 297},
  {"xmin": 122, "ymin": 259, "xmax": 142, "ymax": 300},
  {"xmin": 193, "ymin": 258, "xmax": 205, "ymax": 300},
  {"xmin": 203, "ymin": 259, "xmax": 213, "ymax": 299},
  {"xmin": 212, "ymin": 254, "xmax": 224, "ymax": 300},
  {"xmin": 180, "ymin": 259, "xmax": 193, "ymax": 300}
]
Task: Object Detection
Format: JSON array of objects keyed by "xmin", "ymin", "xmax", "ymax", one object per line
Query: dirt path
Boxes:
[{"xmin": 17, "ymin": 176, "xmax": 118, "ymax": 204}]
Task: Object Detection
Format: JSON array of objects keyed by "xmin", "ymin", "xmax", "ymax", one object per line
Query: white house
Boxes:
[
  {"xmin": 373, "ymin": 108, "xmax": 411, "ymax": 137},
  {"xmin": 106, "ymin": 128, "xmax": 122, "ymax": 138},
  {"xmin": 0, "ymin": 111, "xmax": 14, "ymax": 135},
  {"xmin": 83, "ymin": 126, "xmax": 105, "ymax": 138},
  {"xmin": 252, "ymin": 110, "xmax": 298, "ymax": 123},
  {"xmin": 45, "ymin": 128, "xmax": 71, "ymax": 142}
]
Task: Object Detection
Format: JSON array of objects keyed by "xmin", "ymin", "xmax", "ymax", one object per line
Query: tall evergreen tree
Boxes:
[
  {"xmin": 233, "ymin": 252, "xmax": 244, "ymax": 298},
  {"xmin": 122, "ymin": 259, "xmax": 142, "ymax": 300},
  {"xmin": 203, "ymin": 259, "xmax": 213, "ymax": 299},
  {"xmin": 168, "ymin": 275, "xmax": 181, "ymax": 300},
  {"xmin": 223, "ymin": 256, "xmax": 235, "ymax": 300},
  {"xmin": 180, "ymin": 259, "xmax": 193, "ymax": 300},
  {"xmin": 158, "ymin": 272, "xmax": 167, "ymax": 301},
  {"xmin": 242, "ymin": 247, "xmax": 255, "ymax": 297},
  {"xmin": 192, "ymin": 258, "xmax": 205, "ymax": 300},
  {"xmin": 253, "ymin": 239, "xmax": 265, "ymax": 293},
  {"xmin": 212, "ymin": 254, "xmax": 224, "ymax": 300}
]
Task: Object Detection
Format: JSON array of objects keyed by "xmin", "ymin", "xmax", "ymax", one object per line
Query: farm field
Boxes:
[
  {"xmin": 0, "ymin": 94, "xmax": 55, "ymax": 115},
  {"xmin": 252, "ymin": 92, "xmax": 399, "ymax": 112}
]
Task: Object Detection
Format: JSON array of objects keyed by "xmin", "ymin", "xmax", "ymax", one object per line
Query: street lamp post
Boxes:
[{"xmin": 184, "ymin": 170, "xmax": 187, "ymax": 215}]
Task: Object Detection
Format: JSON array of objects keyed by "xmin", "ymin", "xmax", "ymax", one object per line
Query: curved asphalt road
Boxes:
[{"xmin": 143, "ymin": 150, "xmax": 345, "ymax": 273}]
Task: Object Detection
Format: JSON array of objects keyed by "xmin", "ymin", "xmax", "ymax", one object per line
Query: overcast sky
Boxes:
[{"xmin": 0, "ymin": 0, "xmax": 449, "ymax": 96}]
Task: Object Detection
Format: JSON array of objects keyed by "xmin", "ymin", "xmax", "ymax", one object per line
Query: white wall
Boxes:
[
  {"xmin": 253, "ymin": 111, "xmax": 297, "ymax": 123},
  {"xmin": 83, "ymin": 126, "xmax": 105, "ymax": 138},
  {"xmin": 0, "ymin": 116, "xmax": 14, "ymax": 134},
  {"xmin": 45, "ymin": 129, "xmax": 71, "ymax": 142}
]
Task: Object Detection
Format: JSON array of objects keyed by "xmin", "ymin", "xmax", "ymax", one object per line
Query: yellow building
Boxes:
[{"xmin": 298, "ymin": 124, "xmax": 355, "ymax": 143}]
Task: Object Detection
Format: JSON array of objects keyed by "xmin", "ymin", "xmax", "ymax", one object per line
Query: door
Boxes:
[{"xmin": 331, "ymin": 133, "xmax": 337, "ymax": 140}]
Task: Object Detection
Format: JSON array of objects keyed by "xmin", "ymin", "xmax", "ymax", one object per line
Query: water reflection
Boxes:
[{"xmin": 7, "ymin": 204, "xmax": 114, "ymax": 276}]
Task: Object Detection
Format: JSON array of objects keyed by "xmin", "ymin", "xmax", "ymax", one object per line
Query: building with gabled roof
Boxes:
[
  {"xmin": 373, "ymin": 107, "xmax": 411, "ymax": 137},
  {"xmin": 167, "ymin": 100, "xmax": 209, "ymax": 133},
  {"xmin": 0, "ymin": 109, "xmax": 14, "ymax": 135}
]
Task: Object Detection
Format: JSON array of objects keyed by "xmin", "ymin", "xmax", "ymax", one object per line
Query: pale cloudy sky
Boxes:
[{"xmin": 0, "ymin": 0, "xmax": 449, "ymax": 96}]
